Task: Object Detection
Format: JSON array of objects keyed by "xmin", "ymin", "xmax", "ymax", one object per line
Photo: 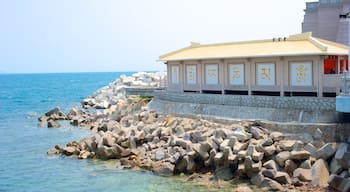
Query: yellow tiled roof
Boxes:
[{"xmin": 159, "ymin": 32, "xmax": 348, "ymax": 62}]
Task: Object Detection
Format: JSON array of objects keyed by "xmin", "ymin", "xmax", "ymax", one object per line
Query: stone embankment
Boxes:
[
  {"xmin": 81, "ymin": 71, "xmax": 166, "ymax": 109},
  {"xmin": 39, "ymin": 72, "xmax": 350, "ymax": 192}
]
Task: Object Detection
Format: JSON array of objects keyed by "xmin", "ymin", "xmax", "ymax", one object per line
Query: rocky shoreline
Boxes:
[{"xmin": 40, "ymin": 72, "xmax": 350, "ymax": 192}]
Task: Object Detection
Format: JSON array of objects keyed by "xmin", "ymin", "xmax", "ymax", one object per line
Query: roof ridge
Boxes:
[{"xmin": 308, "ymin": 36, "xmax": 328, "ymax": 52}]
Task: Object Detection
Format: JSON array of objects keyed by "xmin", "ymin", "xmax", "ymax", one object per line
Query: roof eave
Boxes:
[{"xmin": 158, "ymin": 52, "xmax": 348, "ymax": 62}]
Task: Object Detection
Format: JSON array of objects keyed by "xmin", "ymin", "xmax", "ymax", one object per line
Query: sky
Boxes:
[{"xmin": 0, "ymin": 0, "xmax": 314, "ymax": 74}]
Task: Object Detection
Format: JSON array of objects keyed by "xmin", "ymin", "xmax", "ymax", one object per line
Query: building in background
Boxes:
[
  {"xmin": 302, "ymin": 0, "xmax": 350, "ymax": 45},
  {"xmin": 159, "ymin": 33, "xmax": 348, "ymax": 97}
]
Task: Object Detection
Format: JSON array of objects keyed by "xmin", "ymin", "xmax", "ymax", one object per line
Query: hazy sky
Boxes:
[{"xmin": 0, "ymin": 0, "xmax": 313, "ymax": 73}]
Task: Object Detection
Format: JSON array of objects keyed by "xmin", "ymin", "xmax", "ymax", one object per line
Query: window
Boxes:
[
  {"xmin": 186, "ymin": 65, "xmax": 197, "ymax": 84},
  {"xmin": 290, "ymin": 62, "xmax": 312, "ymax": 86},
  {"xmin": 229, "ymin": 64, "xmax": 244, "ymax": 85},
  {"xmin": 256, "ymin": 63, "xmax": 275, "ymax": 86},
  {"xmin": 171, "ymin": 66, "xmax": 179, "ymax": 84},
  {"xmin": 205, "ymin": 64, "xmax": 218, "ymax": 84},
  {"xmin": 340, "ymin": 56, "xmax": 349, "ymax": 73},
  {"xmin": 324, "ymin": 56, "xmax": 337, "ymax": 74}
]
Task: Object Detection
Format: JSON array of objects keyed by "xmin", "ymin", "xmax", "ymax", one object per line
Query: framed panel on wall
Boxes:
[
  {"xmin": 205, "ymin": 64, "xmax": 218, "ymax": 84},
  {"xmin": 186, "ymin": 65, "xmax": 197, "ymax": 84},
  {"xmin": 171, "ymin": 65, "xmax": 179, "ymax": 84},
  {"xmin": 290, "ymin": 62, "xmax": 312, "ymax": 86},
  {"xmin": 229, "ymin": 64, "xmax": 244, "ymax": 85},
  {"xmin": 256, "ymin": 63, "xmax": 275, "ymax": 86}
]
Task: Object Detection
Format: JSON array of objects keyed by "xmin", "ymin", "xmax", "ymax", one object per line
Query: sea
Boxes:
[{"xmin": 0, "ymin": 72, "xmax": 217, "ymax": 192}]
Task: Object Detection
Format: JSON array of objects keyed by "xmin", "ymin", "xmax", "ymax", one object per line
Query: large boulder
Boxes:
[
  {"xmin": 232, "ymin": 127, "xmax": 252, "ymax": 142},
  {"xmin": 304, "ymin": 143, "xmax": 318, "ymax": 158},
  {"xmin": 152, "ymin": 162, "xmax": 174, "ymax": 176},
  {"xmin": 330, "ymin": 156, "xmax": 344, "ymax": 174},
  {"xmin": 249, "ymin": 126, "xmax": 266, "ymax": 139},
  {"xmin": 316, "ymin": 143, "xmax": 337, "ymax": 160},
  {"xmin": 259, "ymin": 178, "xmax": 284, "ymax": 191},
  {"xmin": 289, "ymin": 150, "xmax": 310, "ymax": 160},
  {"xmin": 62, "ymin": 146, "xmax": 79, "ymax": 156},
  {"xmin": 311, "ymin": 159, "xmax": 330, "ymax": 187},
  {"xmin": 251, "ymin": 172, "xmax": 265, "ymax": 186},
  {"xmin": 263, "ymin": 160, "xmax": 279, "ymax": 170},
  {"xmin": 328, "ymin": 174, "xmax": 350, "ymax": 192},
  {"xmin": 285, "ymin": 159, "xmax": 297, "ymax": 176},
  {"xmin": 215, "ymin": 166, "xmax": 233, "ymax": 181},
  {"xmin": 278, "ymin": 140, "xmax": 296, "ymax": 151},
  {"xmin": 275, "ymin": 151, "xmax": 290, "ymax": 167},
  {"xmin": 274, "ymin": 171, "xmax": 292, "ymax": 184},
  {"xmin": 96, "ymin": 144, "xmax": 123, "ymax": 160},
  {"xmin": 45, "ymin": 107, "xmax": 67, "ymax": 120},
  {"xmin": 47, "ymin": 119, "xmax": 61, "ymax": 128},
  {"xmin": 293, "ymin": 168, "xmax": 312, "ymax": 182},
  {"xmin": 335, "ymin": 143, "xmax": 350, "ymax": 169}
]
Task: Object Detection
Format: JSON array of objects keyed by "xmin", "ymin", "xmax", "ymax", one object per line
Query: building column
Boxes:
[
  {"xmin": 317, "ymin": 57, "xmax": 323, "ymax": 97},
  {"xmin": 247, "ymin": 58, "xmax": 252, "ymax": 96},
  {"xmin": 279, "ymin": 57, "xmax": 285, "ymax": 96},
  {"xmin": 199, "ymin": 61, "xmax": 203, "ymax": 93},
  {"xmin": 180, "ymin": 61, "xmax": 185, "ymax": 92},
  {"xmin": 220, "ymin": 59, "xmax": 225, "ymax": 94}
]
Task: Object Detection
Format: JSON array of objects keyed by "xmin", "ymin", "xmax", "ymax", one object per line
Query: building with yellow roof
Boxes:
[{"xmin": 159, "ymin": 32, "xmax": 348, "ymax": 97}]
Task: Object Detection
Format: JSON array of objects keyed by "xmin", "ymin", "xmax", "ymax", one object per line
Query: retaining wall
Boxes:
[{"xmin": 149, "ymin": 91, "xmax": 339, "ymax": 123}]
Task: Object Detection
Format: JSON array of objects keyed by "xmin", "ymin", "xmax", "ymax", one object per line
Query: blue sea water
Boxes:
[{"xmin": 0, "ymin": 72, "xmax": 210, "ymax": 192}]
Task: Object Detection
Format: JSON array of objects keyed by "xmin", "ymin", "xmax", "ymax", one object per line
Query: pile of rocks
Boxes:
[
  {"xmin": 46, "ymin": 97, "xmax": 350, "ymax": 191},
  {"xmin": 42, "ymin": 72, "xmax": 350, "ymax": 191},
  {"xmin": 38, "ymin": 107, "xmax": 68, "ymax": 128},
  {"xmin": 81, "ymin": 72, "xmax": 166, "ymax": 109}
]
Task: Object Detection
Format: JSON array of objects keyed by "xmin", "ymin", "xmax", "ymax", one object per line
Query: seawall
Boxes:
[
  {"xmin": 148, "ymin": 91, "xmax": 338, "ymax": 123},
  {"xmin": 147, "ymin": 91, "xmax": 350, "ymax": 142}
]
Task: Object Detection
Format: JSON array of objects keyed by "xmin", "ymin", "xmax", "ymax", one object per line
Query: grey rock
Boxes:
[
  {"xmin": 289, "ymin": 150, "xmax": 310, "ymax": 160},
  {"xmin": 278, "ymin": 140, "xmax": 296, "ymax": 151},
  {"xmin": 292, "ymin": 141, "xmax": 304, "ymax": 151},
  {"xmin": 249, "ymin": 126, "xmax": 266, "ymax": 139},
  {"xmin": 275, "ymin": 151, "xmax": 290, "ymax": 167},
  {"xmin": 330, "ymin": 156, "xmax": 344, "ymax": 174},
  {"xmin": 47, "ymin": 120, "xmax": 61, "ymax": 128},
  {"xmin": 259, "ymin": 178, "xmax": 284, "ymax": 191},
  {"xmin": 270, "ymin": 132, "xmax": 284, "ymax": 142},
  {"xmin": 263, "ymin": 145, "xmax": 276, "ymax": 156},
  {"xmin": 63, "ymin": 146, "xmax": 79, "ymax": 156},
  {"xmin": 232, "ymin": 127, "xmax": 252, "ymax": 142},
  {"xmin": 262, "ymin": 168, "xmax": 277, "ymax": 178},
  {"xmin": 300, "ymin": 159, "xmax": 312, "ymax": 169},
  {"xmin": 215, "ymin": 166, "xmax": 233, "ymax": 181},
  {"xmin": 263, "ymin": 160, "xmax": 279, "ymax": 170},
  {"xmin": 340, "ymin": 170, "xmax": 349, "ymax": 178},
  {"xmin": 260, "ymin": 138, "xmax": 274, "ymax": 147},
  {"xmin": 152, "ymin": 162, "xmax": 174, "ymax": 176},
  {"xmin": 335, "ymin": 143, "xmax": 350, "ymax": 169},
  {"xmin": 285, "ymin": 160, "xmax": 297, "ymax": 176},
  {"xmin": 274, "ymin": 171, "xmax": 292, "ymax": 184},
  {"xmin": 45, "ymin": 107, "xmax": 67, "ymax": 120},
  {"xmin": 316, "ymin": 143, "xmax": 337, "ymax": 160},
  {"xmin": 304, "ymin": 143, "xmax": 318, "ymax": 157},
  {"xmin": 293, "ymin": 168, "xmax": 312, "ymax": 182},
  {"xmin": 328, "ymin": 174, "xmax": 350, "ymax": 192},
  {"xmin": 251, "ymin": 172, "xmax": 265, "ymax": 186},
  {"xmin": 155, "ymin": 150, "xmax": 165, "ymax": 161}
]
